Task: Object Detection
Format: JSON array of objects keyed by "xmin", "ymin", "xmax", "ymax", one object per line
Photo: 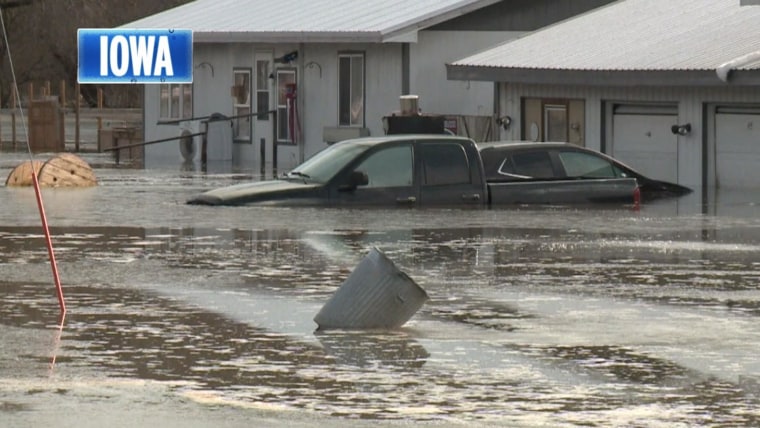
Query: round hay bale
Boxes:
[
  {"xmin": 5, "ymin": 160, "xmax": 44, "ymax": 187},
  {"xmin": 37, "ymin": 153, "xmax": 97, "ymax": 188}
]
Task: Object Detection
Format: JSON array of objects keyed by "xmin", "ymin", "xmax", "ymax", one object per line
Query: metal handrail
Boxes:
[{"xmin": 157, "ymin": 109, "xmax": 276, "ymax": 125}]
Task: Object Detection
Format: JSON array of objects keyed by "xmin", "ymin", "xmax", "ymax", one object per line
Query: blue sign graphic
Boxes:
[{"xmin": 78, "ymin": 29, "xmax": 192, "ymax": 84}]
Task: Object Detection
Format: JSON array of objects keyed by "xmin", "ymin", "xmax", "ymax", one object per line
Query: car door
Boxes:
[
  {"xmin": 417, "ymin": 140, "xmax": 485, "ymax": 205},
  {"xmin": 330, "ymin": 142, "xmax": 418, "ymax": 206}
]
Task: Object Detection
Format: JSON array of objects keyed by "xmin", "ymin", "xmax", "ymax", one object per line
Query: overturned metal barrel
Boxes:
[{"xmin": 314, "ymin": 247, "xmax": 428, "ymax": 330}]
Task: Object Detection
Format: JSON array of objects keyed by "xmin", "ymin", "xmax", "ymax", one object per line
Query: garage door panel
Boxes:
[
  {"xmin": 612, "ymin": 113, "xmax": 678, "ymax": 182},
  {"xmin": 716, "ymin": 113, "xmax": 760, "ymax": 189}
]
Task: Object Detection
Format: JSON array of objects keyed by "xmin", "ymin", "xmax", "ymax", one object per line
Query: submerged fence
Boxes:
[{"xmin": 0, "ymin": 80, "xmax": 141, "ymax": 152}]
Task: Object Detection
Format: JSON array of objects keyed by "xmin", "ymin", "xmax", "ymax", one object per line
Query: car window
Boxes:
[
  {"xmin": 558, "ymin": 151, "xmax": 622, "ymax": 178},
  {"xmin": 420, "ymin": 143, "xmax": 471, "ymax": 185},
  {"xmin": 291, "ymin": 141, "xmax": 370, "ymax": 183},
  {"xmin": 506, "ymin": 151, "xmax": 555, "ymax": 179},
  {"xmin": 353, "ymin": 144, "xmax": 413, "ymax": 188}
]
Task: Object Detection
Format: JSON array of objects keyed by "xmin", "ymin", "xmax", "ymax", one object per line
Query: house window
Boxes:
[
  {"xmin": 276, "ymin": 68, "xmax": 297, "ymax": 143},
  {"xmin": 159, "ymin": 84, "xmax": 192, "ymax": 120},
  {"xmin": 256, "ymin": 60, "xmax": 270, "ymax": 120},
  {"xmin": 233, "ymin": 68, "xmax": 251, "ymax": 141},
  {"xmin": 338, "ymin": 52, "xmax": 364, "ymax": 127}
]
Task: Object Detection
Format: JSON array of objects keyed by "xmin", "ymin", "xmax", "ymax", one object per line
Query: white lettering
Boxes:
[
  {"xmin": 98, "ymin": 33, "xmax": 178, "ymax": 78},
  {"xmin": 153, "ymin": 36, "xmax": 174, "ymax": 76},
  {"xmin": 109, "ymin": 35, "xmax": 129, "ymax": 77},
  {"xmin": 129, "ymin": 35, "xmax": 155, "ymax": 76},
  {"xmin": 100, "ymin": 36, "xmax": 109, "ymax": 76}
]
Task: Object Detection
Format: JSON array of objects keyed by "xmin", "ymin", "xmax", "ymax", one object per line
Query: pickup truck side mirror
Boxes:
[{"xmin": 339, "ymin": 170, "xmax": 369, "ymax": 191}]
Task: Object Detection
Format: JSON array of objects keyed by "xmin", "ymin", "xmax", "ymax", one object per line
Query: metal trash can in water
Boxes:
[{"xmin": 314, "ymin": 247, "xmax": 428, "ymax": 330}]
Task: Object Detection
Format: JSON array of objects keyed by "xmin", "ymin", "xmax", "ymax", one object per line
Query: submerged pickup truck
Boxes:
[{"xmin": 187, "ymin": 135, "xmax": 641, "ymax": 207}]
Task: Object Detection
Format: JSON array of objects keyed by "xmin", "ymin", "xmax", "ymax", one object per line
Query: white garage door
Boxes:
[
  {"xmin": 715, "ymin": 107, "xmax": 760, "ymax": 189},
  {"xmin": 611, "ymin": 104, "xmax": 678, "ymax": 182}
]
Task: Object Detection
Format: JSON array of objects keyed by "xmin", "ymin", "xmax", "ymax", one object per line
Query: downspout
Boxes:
[
  {"xmin": 401, "ymin": 43, "xmax": 410, "ymax": 95},
  {"xmin": 493, "ymin": 81, "xmax": 501, "ymax": 141},
  {"xmin": 716, "ymin": 51, "xmax": 760, "ymax": 82}
]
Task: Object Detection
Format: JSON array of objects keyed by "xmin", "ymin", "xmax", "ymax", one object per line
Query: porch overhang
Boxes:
[{"xmin": 446, "ymin": 65, "xmax": 760, "ymax": 87}]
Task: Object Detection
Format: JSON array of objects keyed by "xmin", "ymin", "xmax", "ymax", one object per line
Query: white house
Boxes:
[
  {"xmin": 448, "ymin": 0, "xmax": 760, "ymax": 210},
  {"xmin": 122, "ymin": 0, "xmax": 613, "ymax": 173}
]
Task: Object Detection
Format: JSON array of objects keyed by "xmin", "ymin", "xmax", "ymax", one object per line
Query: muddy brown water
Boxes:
[{"xmin": 1, "ymin": 152, "xmax": 760, "ymax": 427}]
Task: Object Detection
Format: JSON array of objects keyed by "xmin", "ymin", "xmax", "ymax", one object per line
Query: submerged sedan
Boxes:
[{"xmin": 477, "ymin": 141, "xmax": 692, "ymax": 202}]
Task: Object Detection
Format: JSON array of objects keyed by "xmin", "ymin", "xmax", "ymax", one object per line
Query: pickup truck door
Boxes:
[
  {"xmin": 416, "ymin": 140, "xmax": 486, "ymax": 206},
  {"xmin": 330, "ymin": 142, "xmax": 419, "ymax": 206}
]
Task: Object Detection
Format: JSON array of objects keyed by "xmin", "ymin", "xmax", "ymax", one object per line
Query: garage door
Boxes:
[
  {"xmin": 611, "ymin": 104, "xmax": 678, "ymax": 182},
  {"xmin": 715, "ymin": 107, "xmax": 760, "ymax": 189}
]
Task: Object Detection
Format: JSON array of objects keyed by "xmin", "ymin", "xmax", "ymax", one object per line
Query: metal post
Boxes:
[
  {"xmin": 113, "ymin": 128, "xmax": 119, "ymax": 164},
  {"xmin": 260, "ymin": 137, "xmax": 265, "ymax": 176},
  {"xmin": 201, "ymin": 121, "xmax": 208, "ymax": 171},
  {"xmin": 10, "ymin": 85, "xmax": 16, "ymax": 149},
  {"xmin": 272, "ymin": 110, "xmax": 278, "ymax": 178},
  {"xmin": 97, "ymin": 116, "xmax": 102, "ymax": 151},
  {"xmin": 11, "ymin": 113, "xmax": 16, "ymax": 150},
  {"xmin": 59, "ymin": 80, "xmax": 66, "ymax": 107},
  {"xmin": 75, "ymin": 83, "xmax": 80, "ymax": 152}
]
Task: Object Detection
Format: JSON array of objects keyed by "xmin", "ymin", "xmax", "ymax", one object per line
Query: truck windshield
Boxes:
[{"xmin": 288, "ymin": 141, "xmax": 372, "ymax": 184}]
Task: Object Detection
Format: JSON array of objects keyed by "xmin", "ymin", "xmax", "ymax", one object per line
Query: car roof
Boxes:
[
  {"xmin": 339, "ymin": 134, "xmax": 474, "ymax": 147},
  {"xmin": 477, "ymin": 141, "xmax": 579, "ymax": 151}
]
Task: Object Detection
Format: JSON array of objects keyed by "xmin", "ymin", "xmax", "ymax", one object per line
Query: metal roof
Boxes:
[
  {"xmin": 122, "ymin": 0, "xmax": 501, "ymax": 43},
  {"xmin": 449, "ymin": 0, "xmax": 760, "ymax": 85}
]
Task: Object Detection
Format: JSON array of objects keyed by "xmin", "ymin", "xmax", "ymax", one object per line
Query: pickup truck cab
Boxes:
[
  {"xmin": 189, "ymin": 135, "xmax": 488, "ymax": 206},
  {"xmin": 187, "ymin": 135, "xmax": 640, "ymax": 207}
]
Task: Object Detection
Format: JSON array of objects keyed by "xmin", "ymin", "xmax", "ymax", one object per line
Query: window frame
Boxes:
[
  {"xmin": 419, "ymin": 142, "xmax": 472, "ymax": 186},
  {"xmin": 159, "ymin": 83, "xmax": 193, "ymax": 120},
  {"xmin": 338, "ymin": 52, "xmax": 365, "ymax": 127},
  {"xmin": 352, "ymin": 143, "xmax": 414, "ymax": 188},
  {"xmin": 255, "ymin": 59, "xmax": 271, "ymax": 121},
  {"xmin": 557, "ymin": 150, "xmax": 625, "ymax": 179},
  {"xmin": 499, "ymin": 150, "xmax": 556, "ymax": 180},
  {"xmin": 543, "ymin": 102, "xmax": 568, "ymax": 143},
  {"xmin": 232, "ymin": 67, "xmax": 252, "ymax": 142},
  {"xmin": 276, "ymin": 68, "xmax": 297, "ymax": 144}
]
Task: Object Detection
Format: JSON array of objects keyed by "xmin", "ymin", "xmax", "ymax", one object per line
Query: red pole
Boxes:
[{"xmin": 30, "ymin": 172, "xmax": 66, "ymax": 319}]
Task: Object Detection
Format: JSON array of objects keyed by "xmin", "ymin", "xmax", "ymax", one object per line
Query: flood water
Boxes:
[{"xmin": 2, "ymin": 152, "xmax": 760, "ymax": 427}]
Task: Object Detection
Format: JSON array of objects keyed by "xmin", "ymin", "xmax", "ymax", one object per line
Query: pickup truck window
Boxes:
[
  {"xmin": 353, "ymin": 144, "xmax": 413, "ymax": 188},
  {"xmin": 289, "ymin": 141, "xmax": 370, "ymax": 184},
  {"xmin": 558, "ymin": 151, "xmax": 622, "ymax": 178},
  {"xmin": 420, "ymin": 143, "xmax": 471, "ymax": 185}
]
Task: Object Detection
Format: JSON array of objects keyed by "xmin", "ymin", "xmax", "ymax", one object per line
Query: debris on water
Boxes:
[
  {"xmin": 314, "ymin": 247, "xmax": 428, "ymax": 330},
  {"xmin": 5, "ymin": 153, "xmax": 97, "ymax": 187}
]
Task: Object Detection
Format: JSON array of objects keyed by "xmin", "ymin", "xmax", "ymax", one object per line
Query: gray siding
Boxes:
[{"xmin": 500, "ymin": 83, "xmax": 760, "ymax": 188}]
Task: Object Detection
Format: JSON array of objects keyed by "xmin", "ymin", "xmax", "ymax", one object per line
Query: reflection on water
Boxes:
[
  {"xmin": 1, "ymin": 222, "xmax": 759, "ymax": 426},
  {"xmin": 315, "ymin": 331, "xmax": 429, "ymax": 369}
]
